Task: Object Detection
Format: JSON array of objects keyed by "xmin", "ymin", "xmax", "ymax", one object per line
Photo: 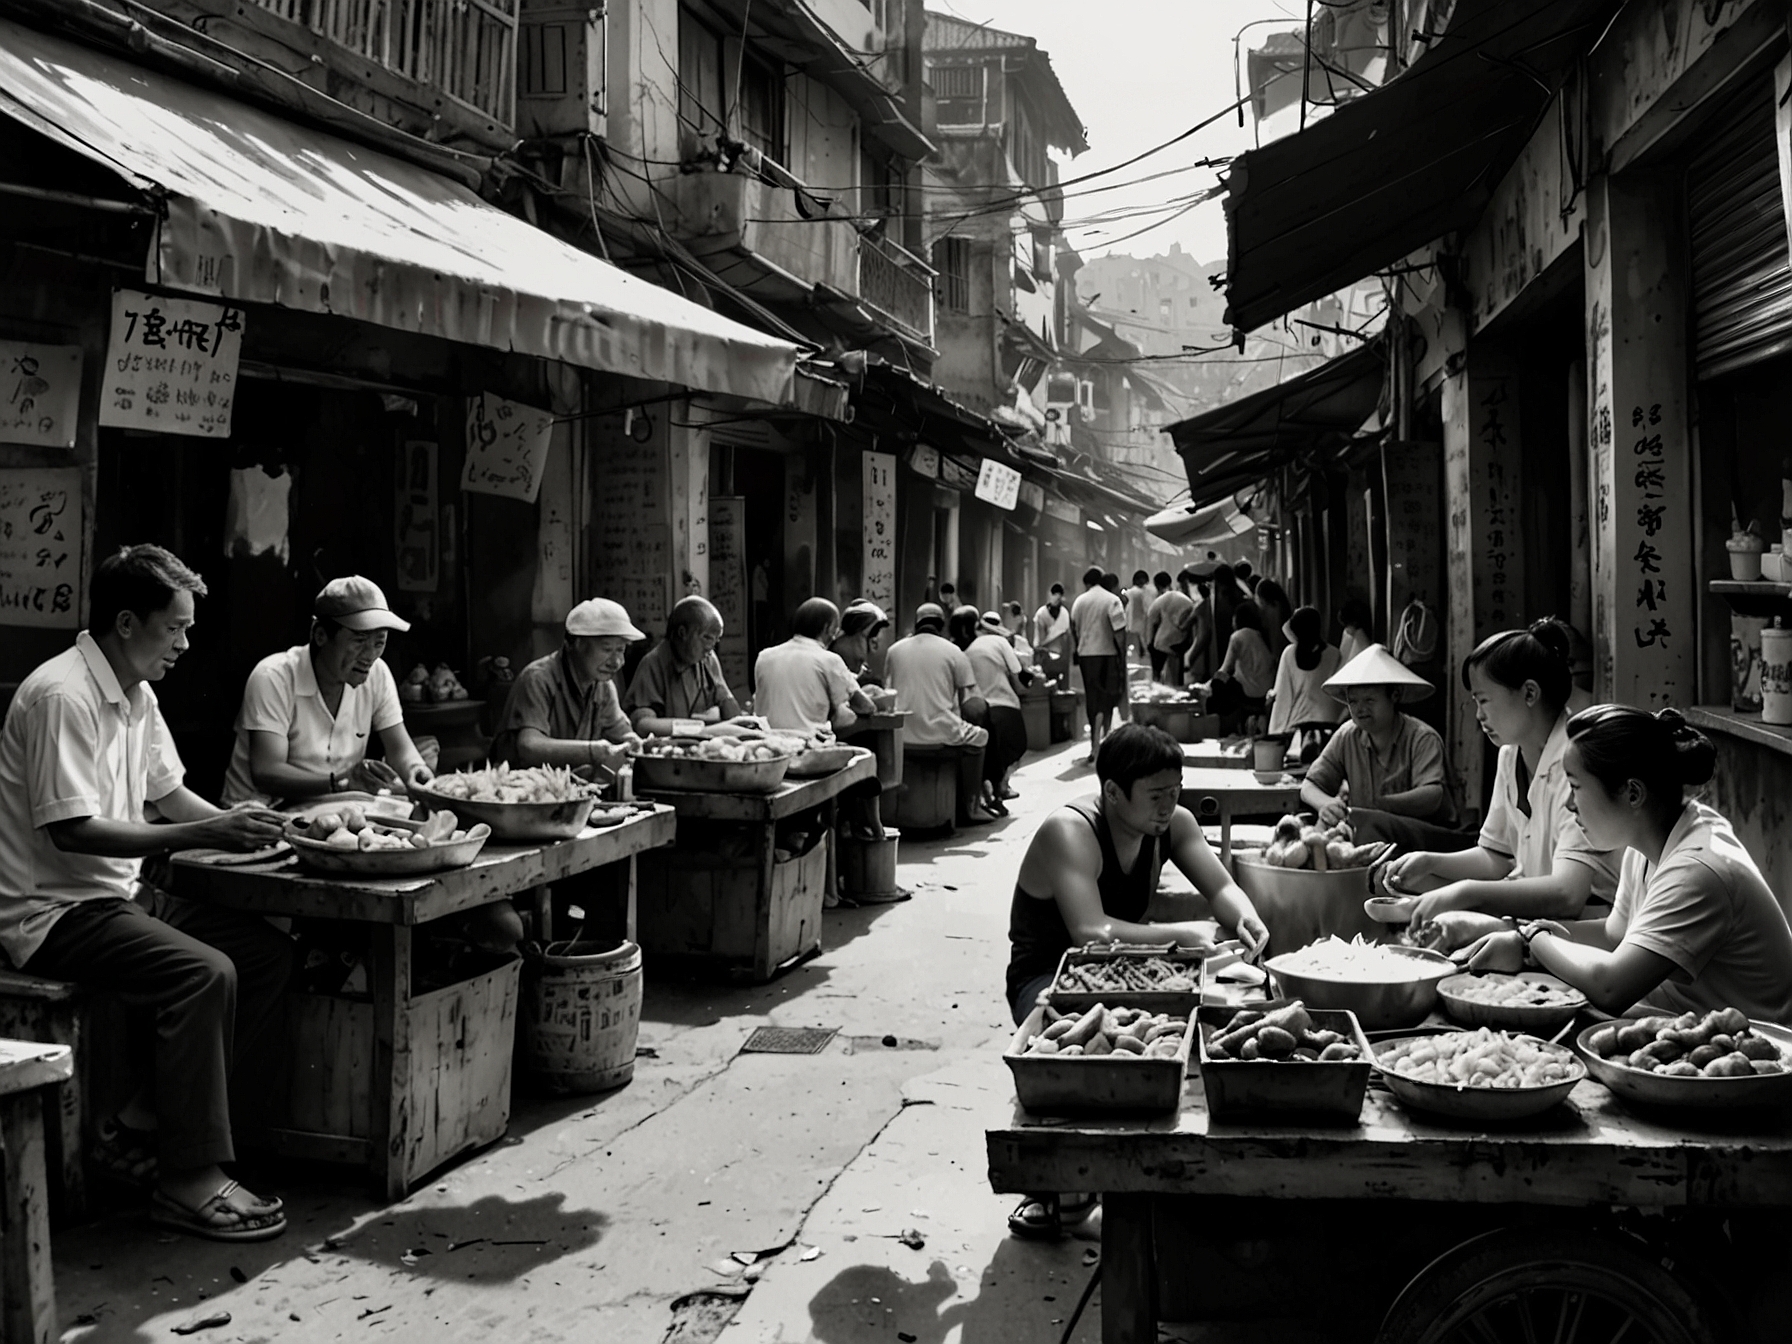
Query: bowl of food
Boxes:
[
  {"xmin": 1263, "ymin": 937, "xmax": 1456, "ymax": 1030},
  {"xmin": 633, "ymin": 736, "xmax": 791, "ymax": 793},
  {"xmin": 413, "ymin": 764, "xmax": 597, "ymax": 842},
  {"xmin": 1438, "ymin": 972, "xmax": 1587, "ymax": 1033},
  {"xmin": 283, "ymin": 807, "xmax": 490, "ymax": 876},
  {"xmin": 1375, "ymin": 1027, "xmax": 1585, "ymax": 1121},
  {"xmin": 784, "ymin": 744, "xmax": 863, "ymax": 778},
  {"xmin": 1576, "ymin": 1009, "xmax": 1792, "ymax": 1109}
]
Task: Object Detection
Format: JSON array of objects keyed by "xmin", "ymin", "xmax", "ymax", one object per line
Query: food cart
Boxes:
[{"xmin": 171, "ymin": 805, "xmax": 675, "ymax": 1198}]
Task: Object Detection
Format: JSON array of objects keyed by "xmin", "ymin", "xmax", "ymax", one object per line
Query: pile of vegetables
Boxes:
[
  {"xmin": 400, "ymin": 662, "xmax": 470, "ymax": 704},
  {"xmin": 1380, "ymin": 1028, "xmax": 1579, "ymax": 1090},
  {"xmin": 639, "ymin": 736, "xmax": 787, "ymax": 764},
  {"xmin": 290, "ymin": 805, "xmax": 468, "ymax": 851},
  {"xmin": 1133, "ymin": 683, "xmax": 1201, "ymax": 705},
  {"xmin": 1276, "ymin": 935, "xmax": 1446, "ymax": 983},
  {"xmin": 1259, "ymin": 814, "xmax": 1388, "ymax": 871},
  {"xmin": 1586, "ymin": 1008, "xmax": 1786, "ymax": 1078},
  {"xmin": 1054, "ymin": 956, "xmax": 1199, "ymax": 994},
  {"xmin": 1203, "ymin": 1002, "xmax": 1362, "ymax": 1062},
  {"xmin": 1022, "ymin": 1004, "xmax": 1188, "ymax": 1059},
  {"xmin": 428, "ymin": 763, "xmax": 593, "ymax": 805},
  {"xmin": 1447, "ymin": 975, "xmax": 1582, "ymax": 1008}
]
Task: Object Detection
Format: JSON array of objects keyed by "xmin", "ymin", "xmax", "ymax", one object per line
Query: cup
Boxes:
[
  {"xmin": 1729, "ymin": 545, "xmax": 1764, "ymax": 581},
  {"xmin": 1764, "ymin": 627, "xmax": 1792, "ymax": 725}
]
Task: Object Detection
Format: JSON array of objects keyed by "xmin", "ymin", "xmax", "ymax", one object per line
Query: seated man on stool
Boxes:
[
  {"xmin": 492, "ymin": 598, "xmax": 645, "ymax": 772},
  {"xmin": 0, "ymin": 545, "xmax": 292, "ymax": 1242},
  {"xmin": 885, "ymin": 603, "xmax": 996, "ymax": 824},
  {"xmin": 624, "ymin": 596, "xmax": 741, "ymax": 736}
]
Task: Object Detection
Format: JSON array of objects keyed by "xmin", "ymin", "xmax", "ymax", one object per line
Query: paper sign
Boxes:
[
  {"xmin": 908, "ymin": 444, "xmax": 939, "ymax": 478},
  {"xmin": 0, "ymin": 467, "xmax": 83, "ymax": 628},
  {"xmin": 975, "ymin": 458, "xmax": 1022, "ymax": 510},
  {"xmin": 862, "ymin": 451, "xmax": 897, "ymax": 615},
  {"xmin": 709, "ymin": 496, "xmax": 750, "ymax": 694},
  {"xmin": 0, "ymin": 341, "xmax": 82, "ymax": 448},
  {"xmin": 100, "ymin": 289, "xmax": 241, "ymax": 437},
  {"xmin": 462, "ymin": 394, "xmax": 555, "ymax": 503}
]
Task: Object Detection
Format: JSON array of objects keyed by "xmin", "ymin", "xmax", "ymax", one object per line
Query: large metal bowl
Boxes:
[
  {"xmin": 1263, "ymin": 945, "xmax": 1456, "ymax": 1031},
  {"xmin": 1374, "ymin": 1033, "xmax": 1585, "ymax": 1121},
  {"xmin": 1575, "ymin": 1020, "xmax": 1792, "ymax": 1110},
  {"xmin": 410, "ymin": 782, "xmax": 595, "ymax": 842},
  {"xmin": 1438, "ymin": 972, "xmax": 1587, "ymax": 1034},
  {"xmin": 1233, "ymin": 856, "xmax": 1388, "ymax": 958},
  {"xmin": 632, "ymin": 750, "xmax": 790, "ymax": 794}
]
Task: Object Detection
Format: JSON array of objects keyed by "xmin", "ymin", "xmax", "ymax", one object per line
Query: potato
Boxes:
[
  {"xmin": 1082, "ymin": 1033, "xmax": 1113, "ymax": 1057},
  {"xmin": 1739, "ymin": 1035, "xmax": 1780, "ymax": 1062},
  {"xmin": 340, "ymin": 805, "xmax": 367, "ymax": 835},
  {"xmin": 1587, "ymin": 1025, "xmax": 1620, "ymax": 1058},
  {"xmin": 1661, "ymin": 1061, "xmax": 1701, "ymax": 1078},
  {"xmin": 1256, "ymin": 1026, "xmax": 1297, "ymax": 1058},
  {"xmin": 324, "ymin": 830, "xmax": 359, "ymax": 850},
  {"xmin": 1613, "ymin": 1022, "xmax": 1654, "ymax": 1054},
  {"xmin": 1702, "ymin": 1052, "xmax": 1755, "ymax": 1079},
  {"xmin": 311, "ymin": 812, "xmax": 344, "ymax": 837},
  {"xmin": 410, "ymin": 833, "xmax": 431, "ymax": 849},
  {"xmin": 1319, "ymin": 1042, "xmax": 1361, "ymax": 1062},
  {"xmin": 1686, "ymin": 1044, "xmax": 1726, "ymax": 1069},
  {"xmin": 1113, "ymin": 1035, "xmax": 1146, "ymax": 1054},
  {"xmin": 1754, "ymin": 1059, "xmax": 1785, "ymax": 1075}
]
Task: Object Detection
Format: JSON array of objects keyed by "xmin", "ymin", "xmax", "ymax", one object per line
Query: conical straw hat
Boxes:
[{"xmin": 1322, "ymin": 642, "xmax": 1436, "ymax": 702}]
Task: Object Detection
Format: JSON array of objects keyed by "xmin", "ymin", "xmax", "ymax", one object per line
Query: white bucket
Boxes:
[
  {"xmin": 1763, "ymin": 627, "xmax": 1792, "ymax": 726},
  {"xmin": 521, "ymin": 939, "xmax": 642, "ymax": 1094},
  {"xmin": 1251, "ymin": 736, "xmax": 1289, "ymax": 773}
]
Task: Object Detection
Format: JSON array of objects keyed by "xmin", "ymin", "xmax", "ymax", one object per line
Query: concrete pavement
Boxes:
[{"xmin": 52, "ymin": 738, "xmax": 1108, "ymax": 1344}]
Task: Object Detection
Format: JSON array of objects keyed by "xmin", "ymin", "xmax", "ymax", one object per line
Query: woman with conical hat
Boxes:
[{"xmin": 1298, "ymin": 643, "xmax": 1474, "ymax": 852}]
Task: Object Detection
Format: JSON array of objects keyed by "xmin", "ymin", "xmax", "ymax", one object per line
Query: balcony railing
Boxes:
[
  {"xmin": 246, "ymin": 0, "xmax": 519, "ymax": 127},
  {"xmin": 858, "ymin": 233, "xmax": 935, "ymax": 348}
]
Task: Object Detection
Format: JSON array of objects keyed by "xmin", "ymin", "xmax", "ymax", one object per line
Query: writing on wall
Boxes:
[
  {"xmin": 709, "ymin": 496, "xmax": 749, "ymax": 694},
  {"xmin": 100, "ymin": 289, "xmax": 240, "ymax": 437},
  {"xmin": 0, "ymin": 467, "xmax": 82, "ymax": 628},
  {"xmin": 0, "ymin": 340, "xmax": 82, "ymax": 449},
  {"xmin": 862, "ymin": 451, "xmax": 897, "ymax": 615},
  {"xmin": 593, "ymin": 435, "xmax": 670, "ymax": 629}
]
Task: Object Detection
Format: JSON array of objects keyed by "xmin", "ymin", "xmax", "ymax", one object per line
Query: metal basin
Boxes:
[
  {"xmin": 1263, "ymin": 945, "xmax": 1456, "ymax": 1031},
  {"xmin": 1232, "ymin": 856, "xmax": 1386, "ymax": 956}
]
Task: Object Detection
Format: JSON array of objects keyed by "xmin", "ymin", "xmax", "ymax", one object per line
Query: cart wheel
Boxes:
[{"xmin": 1377, "ymin": 1227, "xmax": 1720, "ymax": 1344}]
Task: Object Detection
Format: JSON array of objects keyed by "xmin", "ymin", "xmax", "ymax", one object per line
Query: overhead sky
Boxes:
[{"xmin": 928, "ymin": 0, "xmax": 1306, "ymax": 266}]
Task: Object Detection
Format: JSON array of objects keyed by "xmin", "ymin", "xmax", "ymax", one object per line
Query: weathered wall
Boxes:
[
  {"xmin": 1463, "ymin": 99, "xmax": 1585, "ymax": 334},
  {"xmin": 1703, "ymin": 735, "xmax": 1792, "ymax": 917}
]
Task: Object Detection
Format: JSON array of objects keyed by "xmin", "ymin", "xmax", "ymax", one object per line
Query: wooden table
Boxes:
[
  {"xmin": 171, "ymin": 807, "xmax": 676, "ymax": 1198},
  {"xmin": 0, "ymin": 1039, "xmax": 72, "ymax": 1344},
  {"xmin": 1181, "ymin": 739, "xmax": 1251, "ymax": 769},
  {"xmin": 1180, "ymin": 767, "xmax": 1302, "ymax": 863},
  {"xmin": 637, "ymin": 756, "xmax": 876, "ymax": 981},
  {"xmin": 841, "ymin": 711, "xmax": 906, "ymax": 791},
  {"xmin": 988, "ymin": 1075, "xmax": 1792, "ymax": 1343}
]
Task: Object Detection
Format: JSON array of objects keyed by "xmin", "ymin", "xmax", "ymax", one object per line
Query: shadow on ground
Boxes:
[{"xmin": 324, "ymin": 1190, "xmax": 608, "ymax": 1284}]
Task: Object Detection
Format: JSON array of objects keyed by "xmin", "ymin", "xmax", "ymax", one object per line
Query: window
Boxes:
[
  {"xmin": 933, "ymin": 236, "xmax": 971, "ymax": 313},
  {"xmin": 678, "ymin": 7, "xmax": 785, "ymax": 163},
  {"xmin": 861, "ymin": 149, "xmax": 900, "ymax": 221}
]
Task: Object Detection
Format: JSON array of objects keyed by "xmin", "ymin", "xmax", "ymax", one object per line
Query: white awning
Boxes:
[
  {"xmin": 0, "ymin": 19, "xmax": 799, "ymax": 405},
  {"xmin": 1145, "ymin": 497, "xmax": 1256, "ymax": 550}
]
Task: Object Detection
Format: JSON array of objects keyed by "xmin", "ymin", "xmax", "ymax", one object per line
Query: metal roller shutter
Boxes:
[{"xmin": 1688, "ymin": 81, "xmax": 1792, "ymax": 381}]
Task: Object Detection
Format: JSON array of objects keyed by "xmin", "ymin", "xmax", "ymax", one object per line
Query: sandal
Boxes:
[
  {"xmin": 92, "ymin": 1115, "xmax": 158, "ymax": 1190},
  {"xmin": 1007, "ymin": 1193, "xmax": 1098, "ymax": 1241},
  {"xmin": 150, "ymin": 1180, "xmax": 287, "ymax": 1243}
]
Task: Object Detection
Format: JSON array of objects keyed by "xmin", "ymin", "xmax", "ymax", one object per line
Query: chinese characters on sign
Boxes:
[
  {"xmin": 1473, "ymin": 381, "xmax": 1521, "ymax": 633},
  {"xmin": 594, "ymin": 435, "xmax": 670, "ymax": 627},
  {"xmin": 100, "ymin": 289, "xmax": 241, "ymax": 437},
  {"xmin": 709, "ymin": 497, "xmax": 749, "ymax": 694},
  {"xmin": 0, "ymin": 467, "xmax": 83, "ymax": 628},
  {"xmin": 974, "ymin": 458, "xmax": 1022, "ymax": 511},
  {"xmin": 862, "ymin": 451, "xmax": 897, "ymax": 615},
  {"xmin": 0, "ymin": 340, "xmax": 82, "ymax": 449},
  {"xmin": 1628, "ymin": 402, "xmax": 1672, "ymax": 651},
  {"xmin": 461, "ymin": 394, "xmax": 556, "ymax": 504}
]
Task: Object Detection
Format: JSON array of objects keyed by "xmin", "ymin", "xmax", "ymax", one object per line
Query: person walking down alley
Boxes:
[
  {"xmin": 1125, "ymin": 570, "xmax": 1152, "ymax": 660},
  {"xmin": 1070, "ymin": 567, "xmax": 1127, "ymax": 762},
  {"xmin": 1032, "ymin": 584, "xmax": 1071, "ymax": 683}
]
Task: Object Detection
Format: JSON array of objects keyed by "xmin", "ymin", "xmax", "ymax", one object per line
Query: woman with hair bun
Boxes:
[
  {"xmin": 1384, "ymin": 619, "xmax": 1618, "ymax": 925},
  {"xmin": 1456, "ymin": 707, "xmax": 1792, "ymax": 1022}
]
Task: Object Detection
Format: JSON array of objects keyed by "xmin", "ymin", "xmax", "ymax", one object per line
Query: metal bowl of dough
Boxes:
[{"xmin": 1263, "ymin": 945, "xmax": 1456, "ymax": 1031}]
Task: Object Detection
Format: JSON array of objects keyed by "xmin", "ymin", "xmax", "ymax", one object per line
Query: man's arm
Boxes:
[
  {"xmin": 1165, "ymin": 809, "xmax": 1269, "ymax": 955},
  {"xmin": 1375, "ymin": 783, "xmax": 1446, "ymax": 818},
  {"xmin": 512, "ymin": 727, "xmax": 633, "ymax": 770},
  {"xmin": 1030, "ymin": 813, "xmax": 1214, "ymax": 948},
  {"xmin": 49, "ymin": 784, "xmax": 285, "ymax": 856},
  {"xmin": 378, "ymin": 724, "xmax": 432, "ymax": 785}
]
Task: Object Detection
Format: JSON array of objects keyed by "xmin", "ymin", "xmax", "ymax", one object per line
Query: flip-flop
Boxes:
[
  {"xmin": 150, "ymin": 1180, "xmax": 287, "ymax": 1243},
  {"xmin": 91, "ymin": 1115, "xmax": 158, "ymax": 1190}
]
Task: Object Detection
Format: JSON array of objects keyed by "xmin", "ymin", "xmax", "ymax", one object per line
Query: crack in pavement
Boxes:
[{"xmin": 531, "ymin": 1055, "xmax": 741, "ymax": 1185}]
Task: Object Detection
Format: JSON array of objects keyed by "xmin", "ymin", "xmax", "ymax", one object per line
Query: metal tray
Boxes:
[
  {"xmin": 1374, "ymin": 1032, "xmax": 1585, "ymax": 1122},
  {"xmin": 1575, "ymin": 1019, "xmax": 1792, "ymax": 1110},
  {"xmin": 1004, "ymin": 1004, "xmax": 1193, "ymax": 1116},
  {"xmin": 1197, "ymin": 1005, "xmax": 1373, "ymax": 1122},
  {"xmin": 1045, "ymin": 946, "xmax": 1205, "ymax": 1014},
  {"xmin": 283, "ymin": 814, "xmax": 491, "ymax": 876},
  {"xmin": 632, "ymin": 750, "xmax": 791, "ymax": 794},
  {"xmin": 784, "ymin": 744, "xmax": 865, "ymax": 778},
  {"xmin": 1437, "ymin": 972, "xmax": 1587, "ymax": 1033},
  {"xmin": 411, "ymin": 782, "xmax": 596, "ymax": 842}
]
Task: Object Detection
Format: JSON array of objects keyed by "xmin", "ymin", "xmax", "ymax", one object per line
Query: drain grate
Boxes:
[{"xmin": 740, "ymin": 1026, "xmax": 839, "ymax": 1055}]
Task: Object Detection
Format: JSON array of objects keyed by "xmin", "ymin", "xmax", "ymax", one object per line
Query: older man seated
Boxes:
[
  {"xmin": 492, "ymin": 598, "xmax": 645, "ymax": 771},
  {"xmin": 624, "ymin": 596, "xmax": 741, "ymax": 736},
  {"xmin": 886, "ymin": 603, "xmax": 996, "ymax": 825}
]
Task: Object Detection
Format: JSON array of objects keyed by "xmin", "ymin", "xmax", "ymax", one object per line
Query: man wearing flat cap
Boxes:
[
  {"xmin": 492, "ymin": 598, "xmax": 645, "ymax": 770},
  {"xmin": 224, "ymin": 576, "xmax": 433, "ymax": 805}
]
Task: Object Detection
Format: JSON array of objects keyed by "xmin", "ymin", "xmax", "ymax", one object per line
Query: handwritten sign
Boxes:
[
  {"xmin": 710, "ymin": 496, "xmax": 749, "ymax": 693},
  {"xmin": 862, "ymin": 452, "xmax": 897, "ymax": 615},
  {"xmin": 0, "ymin": 340, "xmax": 82, "ymax": 448},
  {"xmin": 0, "ymin": 467, "xmax": 82, "ymax": 628},
  {"xmin": 1472, "ymin": 380, "xmax": 1522, "ymax": 634},
  {"xmin": 100, "ymin": 289, "xmax": 240, "ymax": 437},
  {"xmin": 908, "ymin": 444, "xmax": 939, "ymax": 478},
  {"xmin": 974, "ymin": 458, "xmax": 1022, "ymax": 510},
  {"xmin": 1626, "ymin": 400, "xmax": 1674, "ymax": 658},
  {"xmin": 1380, "ymin": 442, "xmax": 1440, "ymax": 621},
  {"xmin": 462, "ymin": 394, "xmax": 555, "ymax": 503},
  {"xmin": 592, "ymin": 435, "xmax": 671, "ymax": 629}
]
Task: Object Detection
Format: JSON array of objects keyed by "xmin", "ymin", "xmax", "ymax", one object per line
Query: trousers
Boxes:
[{"xmin": 25, "ymin": 889, "xmax": 294, "ymax": 1168}]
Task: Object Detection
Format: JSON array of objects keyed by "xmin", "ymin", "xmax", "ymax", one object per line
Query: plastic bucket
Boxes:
[
  {"xmin": 521, "ymin": 939, "xmax": 642, "ymax": 1095},
  {"xmin": 1251, "ymin": 735, "xmax": 1289, "ymax": 773},
  {"xmin": 1764, "ymin": 627, "xmax": 1792, "ymax": 725}
]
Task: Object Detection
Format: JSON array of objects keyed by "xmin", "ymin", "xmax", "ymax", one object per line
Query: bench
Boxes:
[{"xmin": 887, "ymin": 742, "xmax": 986, "ymax": 834}]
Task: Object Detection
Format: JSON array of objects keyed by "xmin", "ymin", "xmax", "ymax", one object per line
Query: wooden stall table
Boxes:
[
  {"xmin": 840, "ymin": 710, "xmax": 906, "ymax": 791},
  {"xmin": 170, "ymin": 806, "xmax": 675, "ymax": 1199},
  {"xmin": 0, "ymin": 1039, "xmax": 71, "ymax": 1344},
  {"xmin": 989, "ymin": 1073, "xmax": 1792, "ymax": 1344},
  {"xmin": 1181, "ymin": 739, "xmax": 1251, "ymax": 770},
  {"xmin": 636, "ymin": 754, "xmax": 876, "ymax": 982},
  {"xmin": 1180, "ymin": 767, "xmax": 1302, "ymax": 863}
]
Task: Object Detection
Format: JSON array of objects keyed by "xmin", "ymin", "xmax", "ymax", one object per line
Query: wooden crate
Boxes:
[
  {"xmin": 637, "ymin": 840, "xmax": 827, "ymax": 980},
  {"xmin": 278, "ymin": 955, "xmax": 520, "ymax": 1188}
]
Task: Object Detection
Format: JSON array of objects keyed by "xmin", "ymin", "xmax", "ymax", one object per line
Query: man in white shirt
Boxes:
[
  {"xmin": 1069, "ymin": 566, "xmax": 1127, "ymax": 761},
  {"xmin": 753, "ymin": 598, "xmax": 875, "ymax": 736},
  {"xmin": 0, "ymin": 545, "xmax": 291, "ymax": 1241},
  {"xmin": 885, "ymin": 604, "xmax": 995, "ymax": 823},
  {"xmin": 1032, "ymin": 585, "xmax": 1071, "ymax": 681},
  {"xmin": 223, "ymin": 576, "xmax": 432, "ymax": 805}
]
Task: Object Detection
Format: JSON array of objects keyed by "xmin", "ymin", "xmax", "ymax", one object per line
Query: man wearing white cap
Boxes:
[
  {"xmin": 1298, "ymin": 644, "xmax": 1471, "ymax": 851},
  {"xmin": 223, "ymin": 576, "xmax": 433, "ymax": 805},
  {"xmin": 492, "ymin": 598, "xmax": 645, "ymax": 770}
]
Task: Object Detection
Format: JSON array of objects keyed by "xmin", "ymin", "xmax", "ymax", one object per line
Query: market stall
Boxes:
[
  {"xmin": 1179, "ymin": 767, "xmax": 1303, "ymax": 862},
  {"xmin": 840, "ymin": 710, "xmax": 907, "ymax": 791},
  {"xmin": 171, "ymin": 804, "xmax": 676, "ymax": 1198}
]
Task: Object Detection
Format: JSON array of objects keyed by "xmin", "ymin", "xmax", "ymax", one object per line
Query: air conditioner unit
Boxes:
[{"xmin": 518, "ymin": 4, "xmax": 607, "ymax": 140}]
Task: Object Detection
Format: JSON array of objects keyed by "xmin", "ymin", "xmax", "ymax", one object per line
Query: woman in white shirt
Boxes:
[
  {"xmin": 1383, "ymin": 619, "xmax": 1617, "ymax": 924},
  {"xmin": 1455, "ymin": 706, "xmax": 1792, "ymax": 1023},
  {"xmin": 1268, "ymin": 606, "xmax": 1343, "ymax": 736}
]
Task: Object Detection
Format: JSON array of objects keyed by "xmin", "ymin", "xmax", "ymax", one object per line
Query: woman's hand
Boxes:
[{"xmin": 1462, "ymin": 929, "xmax": 1525, "ymax": 974}]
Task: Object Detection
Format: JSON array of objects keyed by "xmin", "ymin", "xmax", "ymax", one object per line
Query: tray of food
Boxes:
[
  {"xmin": 633, "ymin": 736, "xmax": 791, "ymax": 793},
  {"xmin": 1374, "ymin": 1027, "xmax": 1585, "ymax": 1121},
  {"xmin": 1437, "ymin": 972, "xmax": 1587, "ymax": 1033},
  {"xmin": 784, "ymin": 743, "xmax": 866, "ymax": 778},
  {"xmin": 1264, "ymin": 937, "xmax": 1456, "ymax": 1030},
  {"xmin": 1044, "ymin": 944, "xmax": 1205, "ymax": 1013},
  {"xmin": 413, "ymin": 764, "xmax": 598, "ymax": 841},
  {"xmin": 1005, "ymin": 1001, "xmax": 1193, "ymax": 1115},
  {"xmin": 1576, "ymin": 1009, "xmax": 1792, "ymax": 1109},
  {"xmin": 1198, "ymin": 1001, "xmax": 1373, "ymax": 1121},
  {"xmin": 283, "ymin": 807, "xmax": 490, "ymax": 876}
]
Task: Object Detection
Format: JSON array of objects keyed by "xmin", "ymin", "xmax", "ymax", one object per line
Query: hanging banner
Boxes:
[
  {"xmin": 862, "ymin": 450, "xmax": 897, "ymax": 615},
  {"xmin": 0, "ymin": 466, "xmax": 82, "ymax": 628},
  {"xmin": 974, "ymin": 458, "xmax": 1022, "ymax": 510},
  {"xmin": 0, "ymin": 340, "xmax": 82, "ymax": 449},
  {"xmin": 907, "ymin": 444, "xmax": 939, "ymax": 478},
  {"xmin": 461, "ymin": 393, "xmax": 555, "ymax": 503},
  {"xmin": 100, "ymin": 288, "xmax": 241, "ymax": 437},
  {"xmin": 709, "ymin": 496, "xmax": 750, "ymax": 694},
  {"xmin": 939, "ymin": 455, "xmax": 979, "ymax": 491}
]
